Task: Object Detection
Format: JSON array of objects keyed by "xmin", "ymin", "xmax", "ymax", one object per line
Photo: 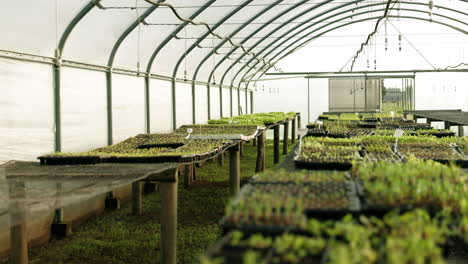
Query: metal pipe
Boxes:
[
  {"xmin": 244, "ymin": 3, "xmax": 468, "ymax": 86},
  {"xmin": 53, "ymin": 0, "xmax": 99, "ymax": 152}
]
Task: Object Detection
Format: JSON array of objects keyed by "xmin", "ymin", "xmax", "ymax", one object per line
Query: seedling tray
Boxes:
[
  {"xmin": 325, "ymin": 133, "xmax": 350, "ymax": 139},
  {"xmin": 220, "ymin": 219, "xmax": 293, "ymax": 237},
  {"xmin": 357, "ymin": 122, "xmax": 377, "ymax": 129},
  {"xmin": 104, "ymin": 154, "xmax": 196, "ymax": 164},
  {"xmin": 306, "ymin": 129, "xmax": 328, "ymax": 137},
  {"xmin": 136, "ymin": 143, "xmax": 185, "ymax": 149},
  {"xmin": 205, "ymin": 234, "xmax": 272, "ymax": 264},
  {"xmin": 355, "ymin": 180, "xmax": 442, "ymax": 217},
  {"xmin": 38, "ymin": 156, "xmax": 101, "ymax": 166},
  {"xmin": 303, "ymin": 181, "xmax": 361, "ymax": 219},
  {"xmin": 39, "ymin": 147, "xmax": 221, "ymax": 165},
  {"xmin": 294, "ymin": 160, "xmax": 353, "ymax": 171}
]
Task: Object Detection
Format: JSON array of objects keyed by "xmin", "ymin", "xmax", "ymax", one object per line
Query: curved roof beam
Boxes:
[
  {"xmin": 237, "ymin": 2, "xmax": 468, "ymax": 88},
  {"xmin": 145, "ymin": 0, "xmax": 215, "ymax": 75},
  {"xmin": 107, "ymin": 3, "xmax": 163, "ymax": 69},
  {"xmin": 217, "ymin": 0, "xmax": 365, "ymax": 90},
  {"xmin": 54, "ymin": 0, "xmax": 100, "ymax": 152},
  {"xmin": 248, "ymin": 13, "xmax": 468, "ymax": 86},
  {"xmin": 190, "ymin": 0, "xmax": 282, "ymax": 119},
  {"xmin": 205, "ymin": 0, "xmax": 313, "ymax": 118},
  {"xmin": 143, "ymin": 0, "xmax": 215, "ymax": 130},
  {"xmin": 169, "ymin": 0, "xmax": 253, "ymax": 129},
  {"xmin": 105, "ymin": 2, "xmax": 163, "ymax": 144}
]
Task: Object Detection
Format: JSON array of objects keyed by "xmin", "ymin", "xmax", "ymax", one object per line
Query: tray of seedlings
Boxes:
[
  {"xmin": 306, "ymin": 128, "xmax": 328, "ymax": 137},
  {"xmin": 352, "ymin": 160, "xmax": 467, "ymax": 217},
  {"xmin": 407, "ymin": 129, "xmax": 456, "ymax": 138},
  {"xmin": 395, "ymin": 136, "xmax": 468, "ymax": 167},
  {"xmin": 39, "ymin": 133, "xmax": 225, "ymax": 165},
  {"xmin": 176, "ymin": 124, "xmax": 261, "ymax": 141},
  {"xmin": 249, "ymin": 170, "xmax": 361, "ymax": 220},
  {"xmin": 208, "ymin": 112, "xmax": 296, "ymax": 127},
  {"xmin": 221, "ymin": 184, "xmax": 308, "ymax": 236},
  {"xmin": 360, "ymin": 136, "xmax": 401, "ymax": 162},
  {"xmin": 357, "ymin": 121, "xmax": 377, "ymax": 129},
  {"xmin": 202, "ymin": 231, "xmax": 328, "ymax": 264},
  {"xmin": 294, "ymin": 137, "xmax": 362, "ymax": 171},
  {"xmin": 202, "ymin": 231, "xmax": 274, "ymax": 264}
]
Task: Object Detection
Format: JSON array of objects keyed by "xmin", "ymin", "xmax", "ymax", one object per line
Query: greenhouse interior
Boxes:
[{"xmin": 2, "ymin": 0, "xmax": 468, "ymax": 264}]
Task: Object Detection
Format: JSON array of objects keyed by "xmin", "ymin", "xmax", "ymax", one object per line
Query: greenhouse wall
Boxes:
[
  {"xmin": 61, "ymin": 68, "xmax": 107, "ymax": 152},
  {"xmin": 0, "ymin": 58, "xmax": 54, "ymax": 162}
]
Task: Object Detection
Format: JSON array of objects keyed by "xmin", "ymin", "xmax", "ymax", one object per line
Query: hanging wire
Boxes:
[
  {"xmin": 143, "ymin": 0, "xmax": 272, "ymax": 68},
  {"xmin": 340, "ymin": 0, "xmax": 397, "ymax": 72},
  {"xmin": 384, "ymin": 19, "xmax": 388, "ymax": 51},
  {"xmin": 387, "ymin": 20, "xmax": 436, "ymax": 69},
  {"xmin": 429, "ymin": 0, "xmax": 434, "ymax": 21},
  {"xmin": 212, "ymin": 35, "xmax": 216, "ymax": 85},
  {"xmin": 135, "ymin": 0, "xmax": 142, "ymax": 75},
  {"xmin": 183, "ymin": 27, "xmax": 188, "ymax": 81}
]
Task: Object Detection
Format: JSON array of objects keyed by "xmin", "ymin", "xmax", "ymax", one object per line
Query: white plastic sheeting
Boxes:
[
  {"xmin": 0, "ymin": 58, "xmax": 54, "ymax": 161},
  {"xmin": 61, "ymin": 68, "xmax": 107, "ymax": 152},
  {"xmin": 149, "ymin": 79, "xmax": 172, "ymax": 133},
  {"xmin": 175, "ymin": 82, "xmax": 193, "ymax": 127},
  {"xmin": 2, "ymin": 0, "xmax": 468, "ymax": 161},
  {"xmin": 195, "ymin": 84, "xmax": 209, "ymax": 124},
  {"xmin": 210, "ymin": 86, "xmax": 221, "ymax": 119},
  {"xmin": 222, "ymin": 88, "xmax": 230, "ymax": 117},
  {"xmin": 112, "ymin": 75, "xmax": 146, "ymax": 143}
]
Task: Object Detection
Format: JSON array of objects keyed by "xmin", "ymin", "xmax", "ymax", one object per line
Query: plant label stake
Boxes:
[
  {"xmin": 390, "ymin": 111, "xmax": 395, "ymax": 121},
  {"xmin": 186, "ymin": 128, "xmax": 193, "ymax": 139},
  {"xmin": 394, "ymin": 129, "xmax": 404, "ymax": 151},
  {"xmin": 317, "ymin": 120, "xmax": 323, "ymax": 129}
]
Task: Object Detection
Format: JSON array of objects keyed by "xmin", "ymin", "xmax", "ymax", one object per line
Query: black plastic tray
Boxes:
[
  {"xmin": 294, "ymin": 160, "xmax": 353, "ymax": 171},
  {"xmin": 220, "ymin": 219, "xmax": 292, "ymax": 237},
  {"xmin": 38, "ymin": 156, "xmax": 101, "ymax": 166}
]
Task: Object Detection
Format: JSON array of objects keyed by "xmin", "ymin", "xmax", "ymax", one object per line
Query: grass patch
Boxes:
[{"xmin": 2, "ymin": 140, "xmax": 294, "ymax": 264}]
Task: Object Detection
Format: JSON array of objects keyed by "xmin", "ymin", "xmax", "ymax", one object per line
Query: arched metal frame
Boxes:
[
  {"xmin": 169, "ymin": 0, "xmax": 253, "ymax": 130},
  {"xmin": 239, "ymin": 2, "xmax": 468, "ymax": 88},
  {"xmin": 51, "ymin": 0, "xmax": 468, "ymax": 152}
]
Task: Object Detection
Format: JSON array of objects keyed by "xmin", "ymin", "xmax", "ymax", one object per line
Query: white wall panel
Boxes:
[
  {"xmin": 61, "ymin": 68, "xmax": 107, "ymax": 152},
  {"xmin": 150, "ymin": 79, "xmax": 172, "ymax": 133},
  {"xmin": 112, "ymin": 75, "xmax": 145, "ymax": 143},
  {"xmin": 175, "ymin": 83, "xmax": 193, "ymax": 128},
  {"xmin": 195, "ymin": 85, "xmax": 209, "ymax": 124},
  {"xmin": 0, "ymin": 58, "xmax": 54, "ymax": 161},
  {"xmin": 222, "ymin": 88, "xmax": 230, "ymax": 117},
  {"xmin": 210, "ymin": 86, "xmax": 221, "ymax": 119},
  {"xmin": 232, "ymin": 88, "xmax": 239, "ymax": 116}
]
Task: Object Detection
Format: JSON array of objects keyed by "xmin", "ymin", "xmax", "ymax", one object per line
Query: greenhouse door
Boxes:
[{"xmin": 328, "ymin": 78, "xmax": 382, "ymax": 112}]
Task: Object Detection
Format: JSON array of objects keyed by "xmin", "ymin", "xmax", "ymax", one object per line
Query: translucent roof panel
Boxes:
[{"xmin": 2, "ymin": 0, "xmax": 468, "ymax": 86}]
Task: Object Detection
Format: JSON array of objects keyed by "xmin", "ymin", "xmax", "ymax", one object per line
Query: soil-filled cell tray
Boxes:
[
  {"xmin": 354, "ymin": 180, "xmax": 442, "ymax": 217},
  {"xmin": 220, "ymin": 220, "xmax": 292, "ymax": 237},
  {"xmin": 294, "ymin": 160, "xmax": 353, "ymax": 171},
  {"xmin": 103, "ymin": 155, "xmax": 196, "ymax": 164},
  {"xmin": 204, "ymin": 235, "xmax": 273, "ymax": 264},
  {"xmin": 38, "ymin": 156, "xmax": 101, "ymax": 166}
]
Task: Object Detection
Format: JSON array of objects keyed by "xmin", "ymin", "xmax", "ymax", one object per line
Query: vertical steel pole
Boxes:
[
  {"xmin": 229, "ymin": 144, "xmax": 240, "ymax": 195},
  {"xmin": 307, "ymin": 78, "xmax": 310, "ymax": 124},
  {"xmin": 145, "ymin": 76, "xmax": 151, "ymax": 133},
  {"xmin": 274, "ymin": 126, "xmax": 280, "ymax": 164},
  {"xmin": 106, "ymin": 71, "xmax": 113, "ymax": 145},
  {"xmin": 160, "ymin": 171, "xmax": 178, "ymax": 264},
  {"xmin": 192, "ymin": 81, "xmax": 196, "ymax": 124},
  {"xmin": 132, "ymin": 182, "xmax": 142, "ymax": 215}
]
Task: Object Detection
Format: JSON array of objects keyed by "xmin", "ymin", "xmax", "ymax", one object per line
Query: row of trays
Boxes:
[
  {"xmin": 205, "ymin": 232, "xmax": 328, "ymax": 264},
  {"xmin": 38, "ymin": 143, "xmax": 233, "ymax": 165},
  {"xmin": 294, "ymin": 144, "xmax": 468, "ymax": 172},
  {"xmin": 219, "ymin": 178, "xmax": 465, "ymax": 236}
]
